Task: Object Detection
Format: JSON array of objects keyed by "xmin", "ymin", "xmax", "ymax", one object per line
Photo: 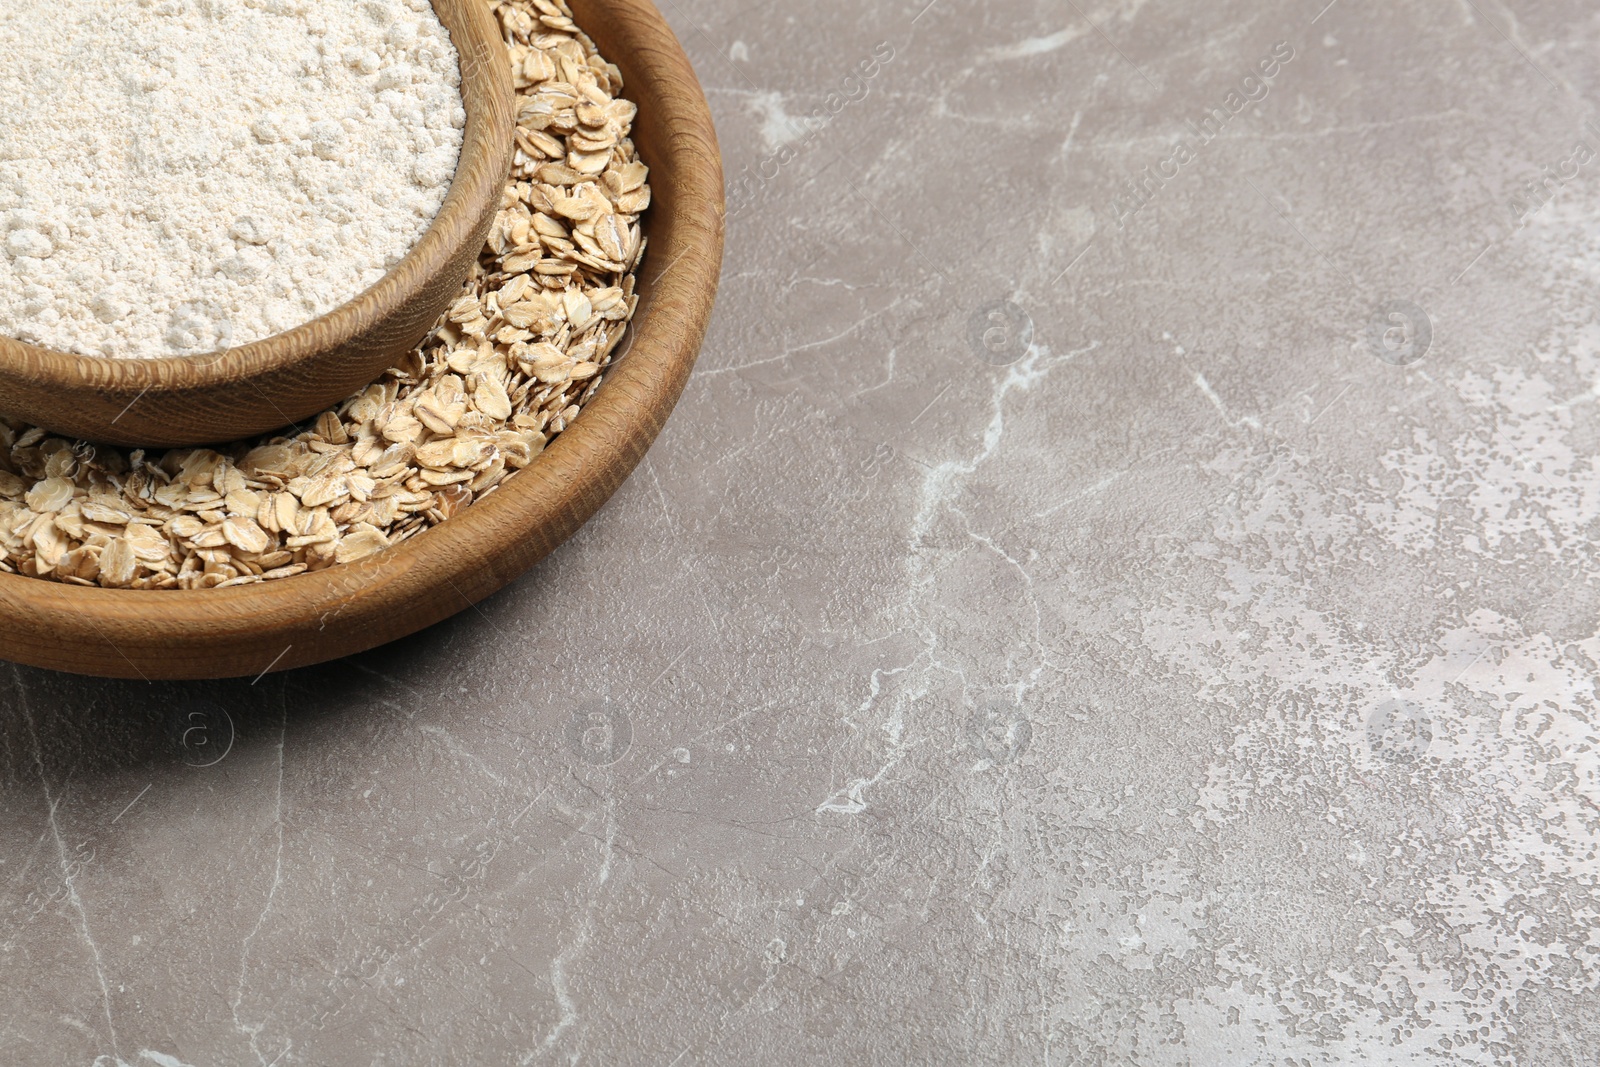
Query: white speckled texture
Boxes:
[{"xmin": 3, "ymin": 0, "xmax": 1600, "ymax": 1063}]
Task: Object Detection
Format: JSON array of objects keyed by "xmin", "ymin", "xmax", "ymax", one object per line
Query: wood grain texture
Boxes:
[
  {"xmin": 0, "ymin": 0, "xmax": 515, "ymax": 448},
  {"xmin": 0, "ymin": 0, "xmax": 725, "ymax": 680}
]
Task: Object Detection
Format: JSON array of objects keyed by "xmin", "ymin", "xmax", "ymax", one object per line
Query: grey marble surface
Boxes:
[{"xmin": 6, "ymin": 0, "xmax": 1600, "ymax": 1063}]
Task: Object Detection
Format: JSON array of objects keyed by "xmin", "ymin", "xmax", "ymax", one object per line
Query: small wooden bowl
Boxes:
[
  {"xmin": 0, "ymin": 0, "xmax": 724, "ymax": 680},
  {"xmin": 0, "ymin": 0, "xmax": 515, "ymax": 449}
]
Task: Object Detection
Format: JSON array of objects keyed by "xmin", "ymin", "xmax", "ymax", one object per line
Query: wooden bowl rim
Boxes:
[
  {"xmin": 0, "ymin": 0, "xmax": 506, "ymax": 389},
  {"xmin": 0, "ymin": 0, "xmax": 724, "ymax": 680}
]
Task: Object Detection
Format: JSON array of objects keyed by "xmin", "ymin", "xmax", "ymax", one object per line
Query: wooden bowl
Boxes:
[
  {"xmin": 0, "ymin": 0, "xmax": 516, "ymax": 449},
  {"xmin": 0, "ymin": 0, "xmax": 723, "ymax": 680}
]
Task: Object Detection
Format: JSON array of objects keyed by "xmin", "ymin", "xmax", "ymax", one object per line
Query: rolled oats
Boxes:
[{"xmin": 0, "ymin": 0, "xmax": 648, "ymax": 590}]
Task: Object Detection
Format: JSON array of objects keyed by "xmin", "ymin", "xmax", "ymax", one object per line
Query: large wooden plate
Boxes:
[{"xmin": 0, "ymin": 0, "xmax": 724, "ymax": 679}]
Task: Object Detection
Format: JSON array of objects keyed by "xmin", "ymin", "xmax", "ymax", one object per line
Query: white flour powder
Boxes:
[{"xmin": 0, "ymin": 0, "xmax": 466, "ymax": 359}]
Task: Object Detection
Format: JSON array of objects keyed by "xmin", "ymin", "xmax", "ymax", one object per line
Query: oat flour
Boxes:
[{"xmin": 0, "ymin": 0, "xmax": 466, "ymax": 359}]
